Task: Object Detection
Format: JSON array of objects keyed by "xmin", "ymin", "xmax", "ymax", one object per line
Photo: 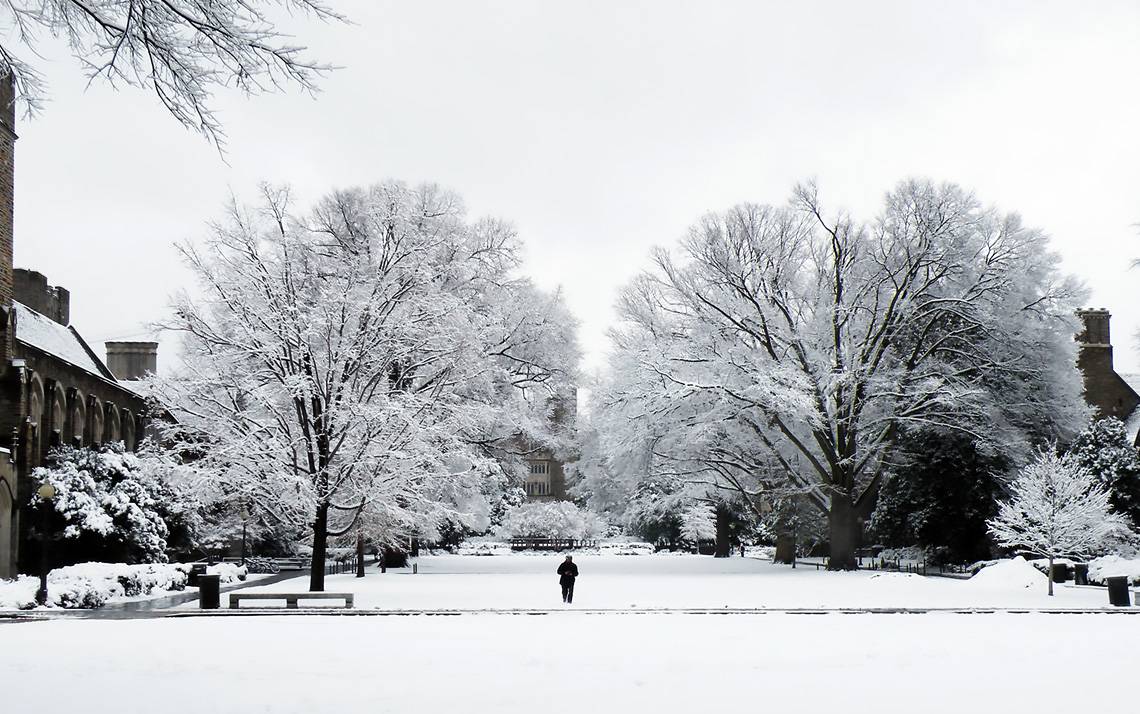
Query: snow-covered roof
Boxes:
[
  {"xmin": 1126, "ymin": 407, "xmax": 1140, "ymax": 447},
  {"xmin": 13, "ymin": 301, "xmax": 115, "ymax": 380},
  {"xmin": 1121, "ymin": 373, "xmax": 1140, "ymax": 397},
  {"xmin": 116, "ymin": 379, "xmax": 149, "ymax": 399}
]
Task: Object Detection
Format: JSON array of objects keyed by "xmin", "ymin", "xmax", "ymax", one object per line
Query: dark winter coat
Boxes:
[{"xmin": 557, "ymin": 560, "xmax": 579, "ymax": 585}]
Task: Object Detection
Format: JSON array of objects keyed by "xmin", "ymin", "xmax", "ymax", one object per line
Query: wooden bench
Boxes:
[{"xmin": 229, "ymin": 592, "xmax": 354, "ymax": 609}]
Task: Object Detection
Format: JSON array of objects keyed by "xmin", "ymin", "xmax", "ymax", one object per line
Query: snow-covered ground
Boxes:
[
  {"xmin": 189, "ymin": 553, "xmax": 1133, "ymax": 610},
  {"xmin": 3, "ymin": 612, "xmax": 1138, "ymax": 714}
]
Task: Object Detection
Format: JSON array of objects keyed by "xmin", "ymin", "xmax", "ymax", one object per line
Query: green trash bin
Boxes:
[
  {"xmin": 1106, "ymin": 576, "xmax": 1131, "ymax": 607},
  {"xmin": 198, "ymin": 574, "xmax": 221, "ymax": 610}
]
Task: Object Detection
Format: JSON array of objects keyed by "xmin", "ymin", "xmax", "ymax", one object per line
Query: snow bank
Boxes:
[
  {"xmin": 968, "ymin": 557, "xmax": 1045, "ymax": 590},
  {"xmin": 0, "ymin": 561, "xmax": 246, "ymax": 610},
  {"xmin": 1088, "ymin": 555, "xmax": 1140, "ymax": 585}
]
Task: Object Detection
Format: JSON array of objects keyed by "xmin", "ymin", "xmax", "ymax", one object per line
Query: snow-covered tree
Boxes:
[
  {"xmin": 1, "ymin": 0, "xmax": 345, "ymax": 146},
  {"xmin": 1066, "ymin": 418, "xmax": 1140, "ymax": 526},
  {"xmin": 988, "ymin": 449, "xmax": 1131, "ymax": 595},
  {"xmin": 156, "ymin": 182, "xmax": 578, "ymax": 590},
  {"xmin": 599, "ymin": 179, "xmax": 1088, "ymax": 569},
  {"xmin": 679, "ymin": 503, "xmax": 716, "ymax": 548},
  {"xmin": 31, "ymin": 442, "xmax": 197, "ymax": 565}
]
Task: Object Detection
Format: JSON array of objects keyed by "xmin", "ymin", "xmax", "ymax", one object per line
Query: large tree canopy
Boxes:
[
  {"xmin": 596, "ymin": 179, "xmax": 1088, "ymax": 569},
  {"xmin": 156, "ymin": 182, "xmax": 579, "ymax": 589}
]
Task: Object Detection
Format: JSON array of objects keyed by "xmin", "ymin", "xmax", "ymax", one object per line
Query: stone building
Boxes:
[
  {"xmin": 0, "ymin": 76, "xmax": 157, "ymax": 579},
  {"xmin": 1075, "ymin": 308, "xmax": 1140, "ymax": 446},
  {"xmin": 522, "ymin": 391, "xmax": 577, "ymax": 502}
]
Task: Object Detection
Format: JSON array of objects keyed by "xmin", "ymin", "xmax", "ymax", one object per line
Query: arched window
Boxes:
[
  {"xmin": 89, "ymin": 398, "xmax": 104, "ymax": 445},
  {"xmin": 70, "ymin": 393, "xmax": 85, "ymax": 446},
  {"xmin": 105, "ymin": 403, "xmax": 121, "ymax": 444},
  {"xmin": 122, "ymin": 411, "xmax": 136, "ymax": 452}
]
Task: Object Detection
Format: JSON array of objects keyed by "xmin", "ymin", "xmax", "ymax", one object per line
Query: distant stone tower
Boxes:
[{"xmin": 1075, "ymin": 308, "xmax": 1140, "ymax": 421}]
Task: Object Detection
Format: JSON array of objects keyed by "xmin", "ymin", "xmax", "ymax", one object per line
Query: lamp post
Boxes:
[
  {"xmin": 355, "ymin": 529, "xmax": 365, "ymax": 579},
  {"xmin": 239, "ymin": 503, "xmax": 250, "ymax": 566},
  {"xmin": 35, "ymin": 482, "xmax": 56, "ymax": 606}
]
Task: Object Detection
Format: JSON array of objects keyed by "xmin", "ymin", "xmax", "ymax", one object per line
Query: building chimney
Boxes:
[
  {"xmin": 1074, "ymin": 308, "xmax": 1140, "ymax": 420},
  {"xmin": 13, "ymin": 268, "xmax": 70, "ymax": 324},
  {"xmin": 105, "ymin": 341, "xmax": 158, "ymax": 381},
  {"xmin": 0, "ymin": 71, "xmax": 16, "ymax": 312}
]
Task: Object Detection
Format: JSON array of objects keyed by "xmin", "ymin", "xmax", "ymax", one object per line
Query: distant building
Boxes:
[
  {"xmin": 0, "ymin": 76, "xmax": 157, "ymax": 579},
  {"xmin": 1075, "ymin": 308, "xmax": 1140, "ymax": 446},
  {"xmin": 522, "ymin": 391, "xmax": 577, "ymax": 502}
]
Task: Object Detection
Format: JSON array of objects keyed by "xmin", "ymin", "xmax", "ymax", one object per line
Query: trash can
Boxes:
[
  {"xmin": 188, "ymin": 563, "xmax": 208, "ymax": 587},
  {"xmin": 198, "ymin": 574, "xmax": 221, "ymax": 610},
  {"xmin": 1073, "ymin": 563, "xmax": 1089, "ymax": 586},
  {"xmin": 1051, "ymin": 563, "xmax": 1071, "ymax": 583},
  {"xmin": 1106, "ymin": 576, "xmax": 1131, "ymax": 607}
]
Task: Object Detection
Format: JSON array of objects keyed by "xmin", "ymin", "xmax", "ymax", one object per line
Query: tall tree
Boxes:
[
  {"xmin": 156, "ymin": 182, "xmax": 578, "ymax": 590},
  {"xmin": 601, "ymin": 179, "xmax": 1088, "ymax": 569},
  {"xmin": 1, "ymin": 0, "xmax": 344, "ymax": 145},
  {"xmin": 988, "ymin": 449, "xmax": 1130, "ymax": 595}
]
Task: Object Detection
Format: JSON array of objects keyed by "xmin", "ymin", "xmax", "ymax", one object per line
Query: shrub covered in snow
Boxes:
[
  {"xmin": 206, "ymin": 562, "xmax": 248, "ymax": 583},
  {"xmin": 31, "ymin": 443, "xmax": 201, "ymax": 565},
  {"xmin": 877, "ymin": 546, "xmax": 930, "ymax": 564},
  {"xmin": 1088, "ymin": 555, "xmax": 1140, "ymax": 586},
  {"xmin": 0, "ymin": 561, "xmax": 246, "ymax": 610},
  {"xmin": 495, "ymin": 501, "xmax": 606, "ymax": 540}
]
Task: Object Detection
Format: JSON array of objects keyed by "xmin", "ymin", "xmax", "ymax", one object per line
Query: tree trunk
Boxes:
[
  {"xmin": 309, "ymin": 502, "xmax": 329, "ymax": 592},
  {"xmin": 1047, "ymin": 555, "xmax": 1054, "ymax": 597},
  {"xmin": 774, "ymin": 533, "xmax": 796, "ymax": 564},
  {"xmin": 714, "ymin": 505, "xmax": 731, "ymax": 558},
  {"xmin": 827, "ymin": 496, "xmax": 859, "ymax": 571}
]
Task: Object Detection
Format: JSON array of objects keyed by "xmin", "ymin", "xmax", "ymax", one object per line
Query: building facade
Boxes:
[
  {"xmin": 1075, "ymin": 308, "xmax": 1140, "ymax": 446},
  {"xmin": 0, "ymin": 76, "xmax": 157, "ymax": 579},
  {"xmin": 522, "ymin": 391, "xmax": 577, "ymax": 502}
]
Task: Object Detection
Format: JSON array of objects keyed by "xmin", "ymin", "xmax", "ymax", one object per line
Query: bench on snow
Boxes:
[{"xmin": 229, "ymin": 592, "xmax": 354, "ymax": 609}]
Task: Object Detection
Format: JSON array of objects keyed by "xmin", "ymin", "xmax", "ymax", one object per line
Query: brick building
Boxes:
[
  {"xmin": 1075, "ymin": 308, "xmax": 1140, "ymax": 446},
  {"xmin": 0, "ymin": 76, "xmax": 157, "ymax": 579}
]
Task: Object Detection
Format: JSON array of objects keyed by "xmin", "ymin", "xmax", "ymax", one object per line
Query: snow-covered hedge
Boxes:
[
  {"xmin": 1088, "ymin": 555, "xmax": 1140, "ymax": 585},
  {"xmin": 495, "ymin": 501, "xmax": 606, "ymax": 540},
  {"xmin": 0, "ymin": 561, "xmax": 247, "ymax": 610},
  {"xmin": 877, "ymin": 546, "xmax": 930, "ymax": 563}
]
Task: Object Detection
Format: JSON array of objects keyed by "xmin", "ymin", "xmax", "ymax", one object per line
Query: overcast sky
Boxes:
[{"xmin": 10, "ymin": 1, "xmax": 1140, "ymax": 376}]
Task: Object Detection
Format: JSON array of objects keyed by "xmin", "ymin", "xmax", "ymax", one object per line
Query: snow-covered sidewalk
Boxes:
[
  {"xmin": 185, "ymin": 554, "xmax": 1132, "ymax": 611},
  {"xmin": 3, "ymin": 612, "xmax": 1137, "ymax": 714}
]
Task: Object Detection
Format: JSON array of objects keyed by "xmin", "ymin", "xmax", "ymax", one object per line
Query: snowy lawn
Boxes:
[
  {"xmin": 2, "ymin": 612, "xmax": 1137, "ymax": 714},
  {"xmin": 194, "ymin": 554, "xmax": 1133, "ymax": 610}
]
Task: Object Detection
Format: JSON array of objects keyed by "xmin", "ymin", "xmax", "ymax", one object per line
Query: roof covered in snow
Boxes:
[
  {"xmin": 1121, "ymin": 374, "xmax": 1140, "ymax": 445},
  {"xmin": 1126, "ymin": 407, "xmax": 1140, "ymax": 447},
  {"xmin": 13, "ymin": 301, "xmax": 116, "ymax": 381}
]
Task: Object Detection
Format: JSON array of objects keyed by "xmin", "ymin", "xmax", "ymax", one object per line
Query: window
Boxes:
[{"xmin": 529, "ymin": 461, "xmax": 548, "ymax": 475}]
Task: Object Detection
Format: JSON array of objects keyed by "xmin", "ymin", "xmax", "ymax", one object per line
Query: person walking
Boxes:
[{"xmin": 557, "ymin": 555, "xmax": 579, "ymax": 604}]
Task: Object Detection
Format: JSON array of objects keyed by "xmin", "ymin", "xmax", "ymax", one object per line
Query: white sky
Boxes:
[{"xmin": 10, "ymin": 0, "xmax": 1140, "ymax": 375}]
